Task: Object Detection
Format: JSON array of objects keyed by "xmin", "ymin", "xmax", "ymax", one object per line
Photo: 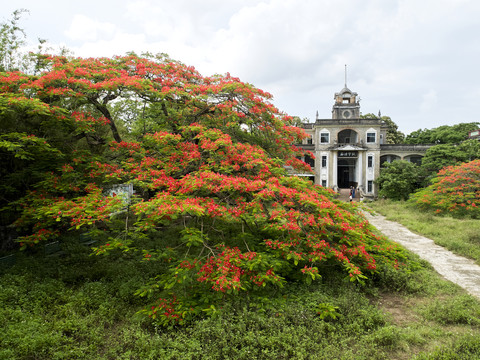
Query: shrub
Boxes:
[
  {"xmin": 376, "ymin": 160, "xmax": 421, "ymax": 200},
  {"xmin": 411, "ymin": 160, "xmax": 480, "ymax": 218}
]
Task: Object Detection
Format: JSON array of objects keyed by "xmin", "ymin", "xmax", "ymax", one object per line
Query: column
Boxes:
[
  {"xmin": 357, "ymin": 152, "xmax": 363, "ymax": 189},
  {"xmin": 332, "ymin": 151, "xmax": 337, "ymax": 188}
]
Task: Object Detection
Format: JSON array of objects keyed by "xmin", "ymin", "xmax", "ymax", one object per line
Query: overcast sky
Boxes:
[{"xmin": 3, "ymin": 0, "xmax": 480, "ymax": 134}]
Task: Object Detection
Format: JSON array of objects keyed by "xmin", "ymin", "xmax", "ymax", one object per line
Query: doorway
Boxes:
[{"xmin": 337, "ymin": 159, "xmax": 356, "ymax": 188}]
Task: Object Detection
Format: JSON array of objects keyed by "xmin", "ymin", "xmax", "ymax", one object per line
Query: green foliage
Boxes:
[
  {"xmin": 420, "ymin": 139, "xmax": 480, "ymax": 176},
  {"xmin": 315, "ymin": 302, "xmax": 341, "ymax": 320},
  {"xmin": 382, "ymin": 116, "xmax": 405, "ymax": 144},
  {"xmin": 420, "ymin": 294, "xmax": 480, "ymax": 325},
  {"xmin": 1, "ymin": 240, "xmax": 480, "ymax": 359},
  {"xmin": 413, "ymin": 334, "xmax": 480, "ymax": 360},
  {"xmin": 405, "ymin": 122, "xmax": 480, "ymax": 145},
  {"xmin": 376, "ymin": 160, "xmax": 421, "ymax": 200}
]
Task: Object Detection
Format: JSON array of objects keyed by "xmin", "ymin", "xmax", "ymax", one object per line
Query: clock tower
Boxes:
[
  {"xmin": 332, "ymin": 66, "xmax": 360, "ymax": 119},
  {"xmin": 332, "ymin": 86, "xmax": 360, "ymax": 119}
]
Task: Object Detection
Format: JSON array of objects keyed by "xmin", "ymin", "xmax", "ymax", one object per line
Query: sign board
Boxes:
[
  {"xmin": 104, "ymin": 184, "xmax": 134, "ymax": 205},
  {"xmin": 338, "ymin": 151, "xmax": 358, "ymax": 158}
]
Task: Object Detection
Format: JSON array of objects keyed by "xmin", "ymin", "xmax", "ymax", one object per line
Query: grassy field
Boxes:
[
  {"xmin": 1, "ymin": 223, "xmax": 480, "ymax": 359},
  {"xmin": 367, "ymin": 199, "xmax": 480, "ymax": 265}
]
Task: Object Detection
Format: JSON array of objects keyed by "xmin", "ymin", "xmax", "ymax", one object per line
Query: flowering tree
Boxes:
[
  {"xmin": 1, "ymin": 54, "xmax": 407, "ymax": 325},
  {"xmin": 411, "ymin": 160, "xmax": 480, "ymax": 218}
]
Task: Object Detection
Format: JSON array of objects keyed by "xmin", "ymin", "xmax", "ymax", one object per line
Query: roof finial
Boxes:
[{"xmin": 344, "ymin": 64, "xmax": 347, "ymax": 88}]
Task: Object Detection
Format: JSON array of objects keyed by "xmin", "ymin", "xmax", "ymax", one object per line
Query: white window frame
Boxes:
[
  {"xmin": 367, "ymin": 180, "xmax": 373, "ymax": 193},
  {"xmin": 320, "ymin": 130, "xmax": 330, "ymax": 144},
  {"xmin": 366, "ymin": 129, "xmax": 377, "ymax": 144},
  {"xmin": 367, "ymin": 155, "xmax": 373, "ymax": 168},
  {"xmin": 321, "ymin": 155, "xmax": 327, "ymax": 168}
]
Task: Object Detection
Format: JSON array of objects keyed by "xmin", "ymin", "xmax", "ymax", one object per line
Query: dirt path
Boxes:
[{"xmin": 362, "ymin": 211, "xmax": 480, "ymax": 300}]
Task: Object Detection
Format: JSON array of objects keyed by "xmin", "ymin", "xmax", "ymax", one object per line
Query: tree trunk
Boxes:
[{"xmin": 90, "ymin": 97, "xmax": 122, "ymax": 143}]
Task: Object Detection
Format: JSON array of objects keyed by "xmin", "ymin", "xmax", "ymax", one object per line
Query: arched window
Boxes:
[
  {"xmin": 405, "ymin": 155, "xmax": 423, "ymax": 165},
  {"xmin": 380, "ymin": 155, "xmax": 401, "ymax": 167},
  {"xmin": 337, "ymin": 129, "xmax": 358, "ymax": 144}
]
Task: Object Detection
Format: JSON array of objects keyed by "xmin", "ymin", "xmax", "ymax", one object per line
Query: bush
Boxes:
[
  {"xmin": 376, "ymin": 160, "xmax": 421, "ymax": 200},
  {"xmin": 411, "ymin": 160, "xmax": 480, "ymax": 218}
]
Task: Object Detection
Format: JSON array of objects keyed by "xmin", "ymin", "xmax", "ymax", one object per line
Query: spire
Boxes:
[{"xmin": 344, "ymin": 64, "xmax": 347, "ymax": 88}]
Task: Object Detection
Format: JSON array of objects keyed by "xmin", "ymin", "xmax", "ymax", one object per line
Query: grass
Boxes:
[
  {"xmin": 367, "ymin": 199, "xmax": 480, "ymax": 265},
  {"xmin": 1, "ymin": 233, "xmax": 480, "ymax": 359}
]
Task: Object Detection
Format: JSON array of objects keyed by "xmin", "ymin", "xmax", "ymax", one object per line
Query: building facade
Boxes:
[{"xmin": 297, "ymin": 85, "xmax": 430, "ymax": 196}]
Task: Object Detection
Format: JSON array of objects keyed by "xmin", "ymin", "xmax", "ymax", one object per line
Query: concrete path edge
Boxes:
[{"xmin": 362, "ymin": 211, "xmax": 480, "ymax": 300}]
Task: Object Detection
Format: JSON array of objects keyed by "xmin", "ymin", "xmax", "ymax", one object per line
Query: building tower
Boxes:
[{"xmin": 332, "ymin": 86, "xmax": 360, "ymax": 119}]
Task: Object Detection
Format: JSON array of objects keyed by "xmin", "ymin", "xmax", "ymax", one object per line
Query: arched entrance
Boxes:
[{"xmin": 337, "ymin": 159, "xmax": 356, "ymax": 188}]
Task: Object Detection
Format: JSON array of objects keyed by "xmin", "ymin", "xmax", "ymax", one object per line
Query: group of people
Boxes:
[{"xmin": 349, "ymin": 186, "xmax": 356, "ymax": 202}]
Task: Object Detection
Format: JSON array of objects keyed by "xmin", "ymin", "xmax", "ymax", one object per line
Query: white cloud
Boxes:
[
  {"xmin": 70, "ymin": 32, "xmax": 147, "ymax": 57},
  {"xmin": 65, "ymin": 14, "xmax": 116, "ymax": 42},
  {"xmin": 7, "ymin": 0, "xmax": 480, "ymax": 133}
]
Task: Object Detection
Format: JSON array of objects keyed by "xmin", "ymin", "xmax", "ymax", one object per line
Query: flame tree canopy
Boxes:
[
  {"xmin": 0, "ymin": 54, "xmax": 407, "ymax": 325},
  {"xmin": 411, "ymin": 159, "xmax": 480, "ymax": 219}
]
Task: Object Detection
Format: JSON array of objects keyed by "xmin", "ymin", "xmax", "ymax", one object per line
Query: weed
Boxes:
[
  {"xmin": 2, "ymin": 234, "xmax": 480, "ymax": 359},
  {"xmin": 420, "ymin": 294, "xmax": 480, "ymax": 325}
]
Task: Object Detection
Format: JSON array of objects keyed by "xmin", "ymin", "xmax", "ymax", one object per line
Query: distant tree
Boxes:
[
  {"xmin": 405, "ymin": 122, "xmax": 480, "ymax": 145},
  {"xmin": 421, "ymin": 139, "xmax": 480, "ymax": 176},
  {"xmin": 291, "ymin": 116, "xmax": 311, "ymax": 126},
  {"xmin": 361, "ymin": 113, "xmax": 404, "ymax": 144},
  {"xmin": 0, "ymin": 9, "xmax": 28, "ymax": 72},
  {"xmin": 382, "ymin": 116, "xmax": 405, "ymax": 144},
  {"xmin": 375, "ymin": 160, "xmax": 421, "ymax": 200}
]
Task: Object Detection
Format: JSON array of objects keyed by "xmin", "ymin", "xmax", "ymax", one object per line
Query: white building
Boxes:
[{"xmin": 296, "ymin": 85, "xmax": 430, "ymax": 196}]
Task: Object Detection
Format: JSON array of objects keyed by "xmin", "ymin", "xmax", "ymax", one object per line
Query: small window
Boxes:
[
  {"xmin": 307, "ymin": 136, "xmax": 313, "ymax": 145},
  {"xmin": 321, "ymin": 155, "xmax": 327, "ymax": 168},
  {"xmin": 321, "ymin": 180, "xmax": 327, "ymax": 187},
  {"xmin": 367, "ymin": 132, "xmax": 376, "ymax": 143},
  {"xmin": 367, "ymin": 155, "xmax": 373, "ymax": 168},
  {"xmin": 320, "ymin": 133, "xmax": 329, "ymax": 143},
  {"xmin": 368, "ymin": 180, "xmax": 373, "ymax": 193}
]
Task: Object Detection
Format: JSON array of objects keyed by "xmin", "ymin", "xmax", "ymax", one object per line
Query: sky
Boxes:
[{"xmin": 3, "ymin": 0, "xmax": 480, "ymax": 134}]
